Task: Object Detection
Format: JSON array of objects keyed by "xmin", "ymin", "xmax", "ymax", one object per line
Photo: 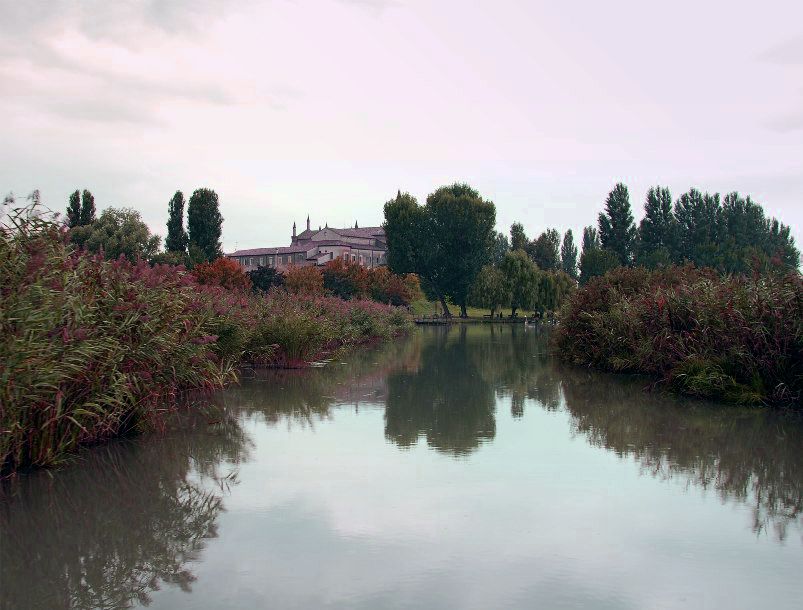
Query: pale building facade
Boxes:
[{"xmin": 227, "ymin": 217, "xmax": 388, "ymax": 272}]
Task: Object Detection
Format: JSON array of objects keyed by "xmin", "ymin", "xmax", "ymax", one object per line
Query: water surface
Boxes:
[{"xmin": 2, "ymin": 325, "xmax": 801, "ymax": 609}]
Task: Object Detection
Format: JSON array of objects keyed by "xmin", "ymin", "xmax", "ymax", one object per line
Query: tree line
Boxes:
[
  {"xmin": 383, "ymin": 184, "xmax": 575, "ymax": 318},
  {"xmin": 55, "ymin": 187, "xmax": 224, "ymax": 265},
  {"xmin": 383, "ymin": 181, "xmax": 799, "ymax": 318},
  {"xmin": 578, "ymin": 183, "xmax": 799, "ymax": 283}
]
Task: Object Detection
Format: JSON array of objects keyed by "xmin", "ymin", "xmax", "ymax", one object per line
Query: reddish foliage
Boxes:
[
  {"xmin": 193, "ymin": 257, "xmax": 252, "ymax": 291},
  {"xmin": 284, "ymin": 264, "xmax": 324, "ymax": 294}
]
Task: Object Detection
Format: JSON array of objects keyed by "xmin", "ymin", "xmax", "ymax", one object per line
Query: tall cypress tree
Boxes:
[
  {"xmin": 637, "ymin": 186, "xmax": 675, "ymax": 268},
  {"xmin": 66, "ymin": 190, "xmax": 81, "ymax": 228},
  {"xmin": 165, "ymin": 190, "xmax": 188, "ymax": 253},
  {"xmin": 598, "ymin": 182, "xmax": 636, "ymax": 266},
  {"xmin": 79, "ymin": 190, "xmax": 95, "ymax": 225},
  {"xmin": 560, "ymin": 229, "xmax": 578, "ymax": 279},
  {"xmin": 187, "ymin": 188, "xmax": 223, "ymax": 263}
]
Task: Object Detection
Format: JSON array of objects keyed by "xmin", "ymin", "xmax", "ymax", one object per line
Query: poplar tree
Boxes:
[
  {"xmin": 79, "ymin": 190, "xmax": 95, "ymax": 225},
  {"xmin": 187, "ymin": 188, "xmax": 223, "ymax": 263},
  {"xmin": 637, "ymin": 186, "xmax": 675, "ymax": 268},
  {"xmin": 531, "ymin": 229, "xmax": 561, "ymax": 270},
  {"xmin": 165, "ymin": 190, "xmax": 188, "ymax": 253},
  {"xmin": 579, "ymin": 225, "xmax": 617, "ymax": 284},
  {"xmin": 598, "ymin": 183, "xmax": 636, "ymax": 266},
  {"xmin": 510, "ymin": 222, "xmax": 528, "ymax": 252},
  {"xmin": 560, "ymin": 229, "xmax": 578, "ymax": 279},
  {"xmin": 66, "ymin": 190, "xmax": 81, "ymax": 228}
]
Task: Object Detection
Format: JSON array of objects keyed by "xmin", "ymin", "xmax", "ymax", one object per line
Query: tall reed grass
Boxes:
[
  {"xmin": 553, "ymin": 266, "xmax": 802, "ymax": 407},
  {"xmin": 1, "ymin": 207, "xmax": 412, "ymax": 475}
]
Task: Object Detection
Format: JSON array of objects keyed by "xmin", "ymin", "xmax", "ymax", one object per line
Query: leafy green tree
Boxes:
[
  {"xmin": 718, "ymin": 192, "xmax": 799, "ymax": 273},
  {"xmin": 165, "ymin": 190, "xmax": 188, "ymax": 254},
  {"xmin": 500, "ymin": 249, "xmax": 540, "ymax": 317},
  {"xmin": 673, "ymin": 188, "xmax": 721, "ymax": 268},
  {"xmin": 491, "ymin": 231, "xmax": 510, "ymax": 266},
  {"xmin": 248, "ymin": 266, "xmax": 285, "ymax": 292},
  {"xmin": 187, "ymin": 188, "xmax": 223, "ymax": 263},
  {"xmin": 560, "ymin": 229, "xmax": 578, "ymax": 279},
  {"xmin": 598, "ymin": 183, "xmax": 636, "ymax": 266},
  {"xmin": 531, "ymin": 228, "xmax": 561, "ymax": 270},
  {"xmin": 468, "ymin": 265, "xmax": 510, "ymax": 316},
  {"xmin": 510, "ymin": 222, "xmax": 528, "ymax": 252},
  {"xmin": 579, "ymin": 247, "xmax": 618, "ymax": 284},
  {"xmin": 70, "ymin": 207, "xmax": 161, "ymax": 261},
  {"xmin": 79, "ymin": 190, "xmax": 95, "ymax": 225},
  {"xmin": 66, "ymin": 190, "xmax": 81, "ymax": 228},
  {"xmin": 383, "ymin": 184, "xmax": 496, "ymax": 317},
  {"xmin": 636, "ymin": 186, "xmax": 675, "ymax": 268},
  {"xmin": 582, "ymin": 226, "xmax": 600, "ymax": 252},
  {"xmin": 579, "ymin": 225, "xmax": 617, "ymax": 284},
  {"xmin": 536, "ymin": 270, "xmax": 576, "ymax": 314}
]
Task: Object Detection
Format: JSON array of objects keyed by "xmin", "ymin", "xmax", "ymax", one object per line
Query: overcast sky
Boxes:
[{"xmin": 2, "ymin": 0, "xmax": 802, "ymax": 251}]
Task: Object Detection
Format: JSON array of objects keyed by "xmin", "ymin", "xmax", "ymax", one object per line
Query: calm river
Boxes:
[{"xmin": 2, "ymin": 325, "xmax": 801, "ymax": 609}]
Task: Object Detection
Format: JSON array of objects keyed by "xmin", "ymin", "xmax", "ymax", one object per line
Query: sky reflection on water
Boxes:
[{"xmin": 2, "ymin": 325, "xmax": 801, "ymax": 609}]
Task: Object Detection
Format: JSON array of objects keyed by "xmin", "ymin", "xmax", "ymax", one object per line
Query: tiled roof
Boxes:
[
  {"xmin": 335, "ymin": 227, "xmax": 384, "ymax": 238},
  {"xmin": 227, "ymin": 245, "xmax": 308, "ymax": 256},
  {"xmin": 312, "ymin": 239, "xmax": 386, "ymax": 249}
]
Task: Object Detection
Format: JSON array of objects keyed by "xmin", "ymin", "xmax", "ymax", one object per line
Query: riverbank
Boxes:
[
  {"xmin": 553, "ymin": 266, "xmax": 802, "ymax": 408},
  {"xmin": 0, "ymin": 212, "xmax": 412, "ymax": 476}
]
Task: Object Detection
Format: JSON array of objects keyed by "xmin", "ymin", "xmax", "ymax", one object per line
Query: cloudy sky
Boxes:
[{"xmin": 2, "ymin": 0, "xmax": 802, "ymax": 251}]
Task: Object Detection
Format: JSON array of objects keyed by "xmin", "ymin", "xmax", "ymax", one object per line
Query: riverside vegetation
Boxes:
[
  {"xmin": 0, "ymin": 207, "xmax": 411, "ymax": 476},
  {"xmin": 553, "ymin": 266, "xmax": 802, "ymax": 407}
]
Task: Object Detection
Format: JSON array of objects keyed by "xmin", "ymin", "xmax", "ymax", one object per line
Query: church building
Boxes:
[{"xmin": 227, "ymin": 217, "xmax": 387, "ymax": 271}]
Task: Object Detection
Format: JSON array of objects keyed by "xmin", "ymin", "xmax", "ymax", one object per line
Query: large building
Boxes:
[{"xmin": 227, "ymin": 217, "xmax": 387, "ymax": 272}]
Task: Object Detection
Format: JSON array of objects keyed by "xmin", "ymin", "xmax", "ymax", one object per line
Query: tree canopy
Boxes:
[
  {"xmin": 531, "ymin": 228, "xmax": 561, "ymax": 271},
  {"xmin": 560, "ymin": 229, "xmax": 578, "ymax": 279},
  {"xmin": 165, "ymin": 190, "xmax": 188, "ymax": 254},
  {"xmin": 383, "ymin": 184, "xmax": 496, "ymax": 317},
  {"xmin": 468, "ymin": 265, "xmax": 510, "ymax": 316},
  {"xmin": 70, "ymin": 207, "xmax": 160, "ymax": 261},
  {"xmin": 599, "ymin": 182, "xmax": 637, "ymax": 266},
  {"xmin": 187, "ymin": 188, "xmax": 223, "ymax": 263},
  {"xmin": 500, "ymin": 249, "xmax": 539, "ymax": 316},
  {"xmin": 79, "ymin": 190, "xmax": 95, "ymax": 226}
]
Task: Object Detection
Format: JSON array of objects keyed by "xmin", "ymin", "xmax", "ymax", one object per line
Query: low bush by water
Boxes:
[
  {"xmin": 0, "ymin": 209, "xmax": 411, "ymax": 475},
  {"xmin": 553, "ymin": 266, "xmax": 802, "ymax": 407}
]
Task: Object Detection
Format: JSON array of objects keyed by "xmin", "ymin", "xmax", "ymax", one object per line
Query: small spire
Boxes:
[
  {"xmin": 306, "ymin": 215, "xmax": 310, "ymax": 231},
  {"xmin": 354, "ymin": 220, "xmax": 358, "ymax": 229},
  {"xmin": 292, "ymin": 221, "xmax": 296, "ymax": 239}
]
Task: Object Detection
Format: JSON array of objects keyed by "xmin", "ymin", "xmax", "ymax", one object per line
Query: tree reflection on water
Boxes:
[
  {"xmin": 0, "ymin": 408, "xmax": 248, "ymax": 610},
  {"xmin": 557, "ymin": 364, "xmax": 803, "ymax": 541},
  {"xmin": 384, "ymin": 325, "xmax": 803, "ymax": 540}
]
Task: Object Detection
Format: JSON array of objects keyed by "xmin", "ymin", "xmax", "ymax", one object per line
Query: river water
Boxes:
[{"xmin": 1, "ymin": 325, "xmax": 801, "ymax": 609}]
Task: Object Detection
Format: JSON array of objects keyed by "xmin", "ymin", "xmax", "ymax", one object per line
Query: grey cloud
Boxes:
[
  {"xmin": 765, "ymin": 111, "xmax": 803, "ymax": 133},
  {"xmin": 40, "ymin": 97, "xmax": 165, "ymax": 127},
  {"xmin": 758, "ymin": 34, "xmax": 803, "ymax": 65}
]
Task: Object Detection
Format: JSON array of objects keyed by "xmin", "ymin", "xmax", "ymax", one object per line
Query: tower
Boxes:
[
  {"xmin": 292, "ymin": 221, "xmax": 296, "ymax": 242},
  {"xmin": 306, "ymin": 215, "xmax": 310, "ymax": 231}
]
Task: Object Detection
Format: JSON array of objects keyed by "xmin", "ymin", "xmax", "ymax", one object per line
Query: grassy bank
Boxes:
[
  {"xmin": 0, "ymin": 210, "xmax": 411, "ymax": 475},
  {"xmin": 553, "ymin": 266, "xmax": 802, "ymax": 407}
]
